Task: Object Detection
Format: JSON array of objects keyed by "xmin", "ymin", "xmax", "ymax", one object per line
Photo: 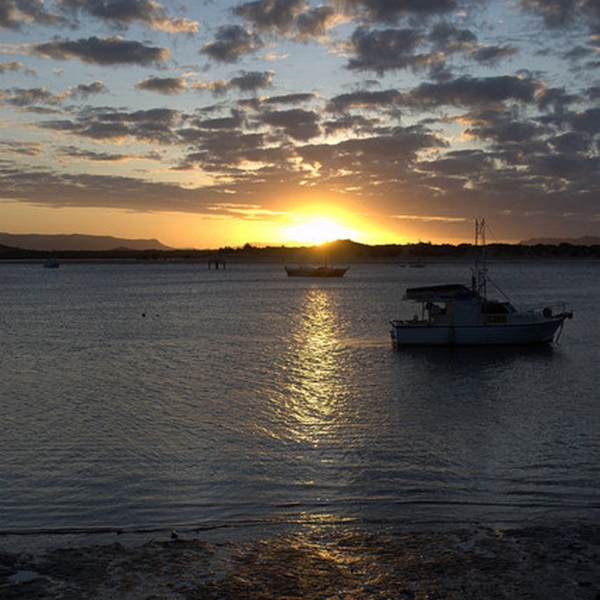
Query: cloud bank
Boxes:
[{"xmin": 0, "ymin": 0, "xmax": 599, "ymax": 242}]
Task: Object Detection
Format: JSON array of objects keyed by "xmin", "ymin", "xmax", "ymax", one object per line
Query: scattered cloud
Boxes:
[
  {"xmin": 518, "ymin": 0, "xmax": 600, "ymax": 28},
  {"xmin": 232, "ymin": 0, "xmax": 306, "ymax": 35},
  {"xmin": 0, "ymin": 0, "xmax": 65, "ymax": 30},
  {"xmin": 136, "ymin": 76, "xmax": 187, "ymax": 94},
  {"xmin": 337, "ymin": 0, "xmax": 458, "ymax": 23},
  {"xmin": 0, "ymin": 60, "xmax": 32, "ymax": 74},
  {"xmin": 31, "ymin": 36, "xmax": 169, "ymax": 66},
  {"xmin": 191, "ymin": 70, "xmax": 274, "ymax": 96},
  {"xmin": 261, "ymin": 108, "xmax": 322, "ymax": 141},
  {"xmin": 201, "ymin": 25, "xmax": 262, "ymax": 63},
  {"xmin": 57, "ymin": 0, "xmax": 198, "ymax": 33}
]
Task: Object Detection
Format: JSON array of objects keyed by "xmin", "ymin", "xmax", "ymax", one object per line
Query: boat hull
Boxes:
[
  {"xmin": 285, "ymin": 266, "xmax": 348, "ymax": 277},
  {"xmin": 390, "ymin": 317, "xmax": 567, "ymax": 346}
]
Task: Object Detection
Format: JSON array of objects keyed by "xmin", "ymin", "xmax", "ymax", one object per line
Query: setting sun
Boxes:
[{"xmin": 285, "ymin": 217, "xmax": 352, "ymax": 245}]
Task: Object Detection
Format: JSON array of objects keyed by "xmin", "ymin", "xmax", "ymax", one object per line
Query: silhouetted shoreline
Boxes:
[{"xmin": 2, "ymin": 238, "xmax": 600, "ymax": 263}]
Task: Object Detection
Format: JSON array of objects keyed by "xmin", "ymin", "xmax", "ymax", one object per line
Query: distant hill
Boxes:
[
  {"xmin": 0, "ymin": 233, "xmax": 171, "ymax": 251},
  {"xmin": 521, "ymin": 236, "xmax": 600, "ymax": 246}
]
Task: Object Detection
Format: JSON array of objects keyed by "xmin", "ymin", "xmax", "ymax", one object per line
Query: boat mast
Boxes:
[{"xmin": 473, "ymin": 218, "xmax": 488, "ymax": 299}]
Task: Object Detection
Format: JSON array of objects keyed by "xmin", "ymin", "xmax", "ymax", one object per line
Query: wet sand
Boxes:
[{"xmin": 1, "ymin": 524, "xmax": 599, "ymax": 599}]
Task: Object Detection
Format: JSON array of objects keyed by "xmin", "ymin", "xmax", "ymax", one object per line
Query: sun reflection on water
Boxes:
[
  {"xmin": 263, "ymin": 286, "xmax": 362, "ymax": 526},
  {"xmin": 279, "ymin": 287, "xmax": 350, "ymax": 448}
]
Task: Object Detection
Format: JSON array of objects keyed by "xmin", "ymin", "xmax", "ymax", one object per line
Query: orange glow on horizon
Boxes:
[
  {"xmin": 0, "ymin": 199, "xmax": 482, "ymax": 250},
  {"xmin": 272, "ymin": 202, "xmax": 397, "ymax": 247}
]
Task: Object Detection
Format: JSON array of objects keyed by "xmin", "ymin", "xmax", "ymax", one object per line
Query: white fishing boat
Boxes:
[{"xmin": 390, "ymin": 219, "xmax": 572, "ymax": 346}]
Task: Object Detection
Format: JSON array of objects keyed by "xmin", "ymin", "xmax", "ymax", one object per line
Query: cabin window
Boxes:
[
  {"xmin": 481, "ymin": 302, "xmax": 510, "ymax": 314},
  {"xmin": 487, "ymin": 315, "xmax": 507, "ymax": 324}
]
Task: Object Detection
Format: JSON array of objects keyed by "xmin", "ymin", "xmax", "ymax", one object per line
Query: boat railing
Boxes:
[{"xmin": 518, "ymin": 302, "xmax": 572, "ymax": 317}]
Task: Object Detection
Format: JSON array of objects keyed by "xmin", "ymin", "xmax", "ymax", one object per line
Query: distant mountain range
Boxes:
[
  {"xmin": 0, "ymin": 232, "xmax": 171, "ymax": 252},
  {"xmin": 521, "ymin": 236, "xmax": 600, "ymax": 246}
]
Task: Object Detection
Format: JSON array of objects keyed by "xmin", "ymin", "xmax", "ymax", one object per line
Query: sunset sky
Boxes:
[{"xmin": 1, "ymin": 0, "xmax": 599, "ymax": 248}]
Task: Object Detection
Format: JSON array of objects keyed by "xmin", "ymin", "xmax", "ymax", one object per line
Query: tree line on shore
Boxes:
[{"xmin": 1, "ymin": 238, "xmax": 599, "ymax": 262}]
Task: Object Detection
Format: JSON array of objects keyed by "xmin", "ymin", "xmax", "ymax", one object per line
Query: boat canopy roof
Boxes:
[{"xmin": 404, "ymin": 284, "xmax": 476, "ymax": 302}]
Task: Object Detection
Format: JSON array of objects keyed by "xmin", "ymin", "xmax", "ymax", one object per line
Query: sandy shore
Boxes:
[{"xmin": 1, "ymin": 524, "xmax": 599, "ymax": 599}]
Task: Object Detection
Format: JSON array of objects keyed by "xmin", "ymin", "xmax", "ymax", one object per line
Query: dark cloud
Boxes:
[
  {"xmin": 230, "ymin": 70, "xmax": 274, "ymax": 92},
  {"xmin": 262, "ymin": 92, "xmax": 316, "ymax": 105},
  {"xmin": 468, "ymin": 45, "xmax": 518, "ymax": 64},
  {"xmin": 3, "ymin": 87, "xmax": 66, "ymax": 106},
  {"xmin": 326, "ymin": 89, "xmax": 404, "ymax": 113},
  {"xmin": 0, "ymin": 166, "xmax": 213, "ymax": 212},
  {"xmin": 136, "ymin": 76, "xmax": 187, "ymax": 94},
  {"xmin": 463, "ymin": 110, "xmax": 544, "ymax": 144},
  {"xmin": 418, "ymin": 149, "xmax": 493, "ymax": 177},
  {"xmin": 528, "ymin": 152, "xmax": 600, "ymax": 182},
  {"xmin": 193, "ymin": 111, "xmax": 245, "ymax": 130},
  {"xmin": 57, "ymin": 0, "xmax": 198, "ymax": 32},
  {"xmin": 322, "ymin": 114, "xmax": 379, "ymax": 135},
  {"xmin": 425, "ymin": 23, "xmax": 519, "ymax": 74},
  {"xmin": 569, "ymin": 107, "xmax": 600, "ymax": 134},
  {"xmin": 518, "ymin": 0, "xmax": 600, "ymax": 28},
  {"xmin": 535, "ymin": 86, "xmax": 578, "ymax": 113},
  {"xmin": 69, "ymin": 120, "xmax": 132, "ymax": 140},
  {"xmin": 73, "ymin": 80, "xmax": 107, "ymax": 96},
  {"xmin": 0, "ymin": 140, "xmax": 42, "ymax": 156},
  {"xmin": 335, "ymin": 125, "xmax": 443, "ymax": 161},
  {"xmin": 41, "ymin": 107, "xmax": 183, "ymax": 144},
  {"xmin": 409, "ymin": 75, "xmax": 542, "ymax": 108},
  {"xmin": 176, "ymin": 129, "xmax": 267, "ymax": 173},
  {"xmin": 58, "ymin": 146, "xmax": 131, "ymax": 161},
  {"xmin": 201, "ymin": 25, "xmax": 262, "ymax": 63},
  {"xmin": 232, "ymin": 0, "xmax": 305, "ymax": 34},
  {"xmin": 192, "ymin": 71, "xmax": 273, "ymax": 96},
  {"xmin": 260, "ymin": 108, "xmax": 321, "ymax": 141},
  {"xmin": 0, "ymin": 0, "xmax": 64, "ymax": 30},
  {"xmin": 31, "ymin": 36, "xmax": 169, "ymax": 66},
  {"xmin": 295, "ymin": 5, "xmax": 338, "ymax": 39},
  {"xmin": 336, "ymin": 0, "xmax": 457, "ymax": 23},
  {"xmin": 548, "ymin": 131, "xmax": 593, "ymax": 154},
  {"xmin": 230, "ymin": 0, "xmax": 339, "ymax": 41},
  {"xmin": 347, "ymin": 27, "xmax": 440, "ymax": 75},
  {"xmin": 1, "ymin": 82, "xmax": 106, "ymax": 107},
  {"xmin": 587, "ymin": 86, "xmax": 600, "ymax": 101},
  {"xmin": 428, "ymin": 22, "xmax": 477, "ymax": 49}
]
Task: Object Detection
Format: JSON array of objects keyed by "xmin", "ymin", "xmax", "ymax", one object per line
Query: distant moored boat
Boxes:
[
  {"xmin": 284, "ymin": 265, "xmax": 348, "ymax": 277},
  {"xmin": 43, "ymin": 258, "xmax": 60, "ymax": 269}
]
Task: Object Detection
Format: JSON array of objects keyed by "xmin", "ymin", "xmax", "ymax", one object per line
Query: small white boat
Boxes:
[
  {"xmin": 43, "ymin": 258, "xmax": 60, "ymax": 269},
  {"xmin": 390, "ymin": 220, "xmax": 572, "ymax": 346}
]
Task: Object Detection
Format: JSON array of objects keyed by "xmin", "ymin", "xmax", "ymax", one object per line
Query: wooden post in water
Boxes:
[{"xmin": 208, "ymin": 259, "xmax": 226, "ymax": 270}]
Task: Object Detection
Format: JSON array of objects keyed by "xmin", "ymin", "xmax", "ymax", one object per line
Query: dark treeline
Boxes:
[{"xmin": 1, "ymin": 239, "xmax": 600, "ymax": 263}]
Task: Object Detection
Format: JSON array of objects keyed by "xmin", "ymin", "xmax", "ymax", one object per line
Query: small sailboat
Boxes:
[{"xmin": 390, "ymin": 219, "xmax": 572, "ymax": 346}]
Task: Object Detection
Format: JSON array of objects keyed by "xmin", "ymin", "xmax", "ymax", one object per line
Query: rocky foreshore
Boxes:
[{"xmin": 1, "ymin": 524, "xmax": 599, "ymax": 599}]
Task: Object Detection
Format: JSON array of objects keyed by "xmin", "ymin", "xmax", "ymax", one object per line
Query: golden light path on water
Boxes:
[
  {"xmin": 286, "ymin": 288, "xmax": 345, "ymax": 445},
  {"xmin": 267, "ymin": 285, "xmax": 356, "ymax": 529}
]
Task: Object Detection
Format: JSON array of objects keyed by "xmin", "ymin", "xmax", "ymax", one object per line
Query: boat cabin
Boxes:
[{"xmin": 404, "ymin": 284, "xmax": 516, "ymax": 326}]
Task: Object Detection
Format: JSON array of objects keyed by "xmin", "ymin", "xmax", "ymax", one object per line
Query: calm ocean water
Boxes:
[{"xmin": 0, "ymin": 259, "xmax": 598, "ymax": 536}]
